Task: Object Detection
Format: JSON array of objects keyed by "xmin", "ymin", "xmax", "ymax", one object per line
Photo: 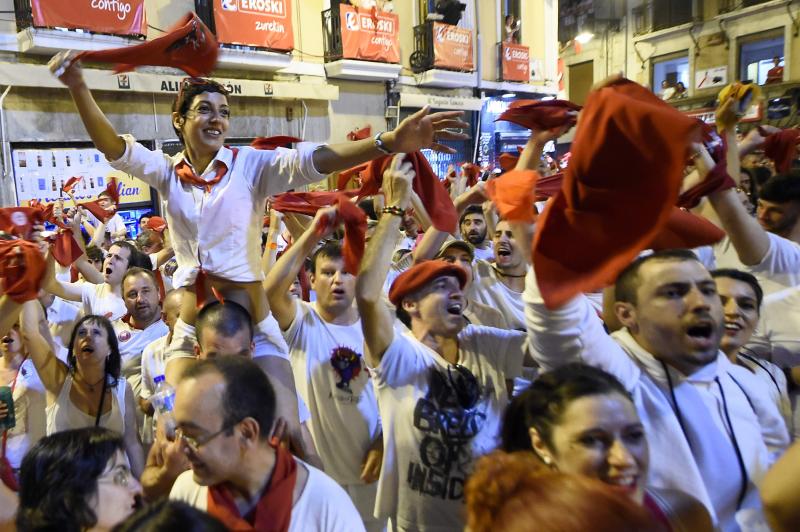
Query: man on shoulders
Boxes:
[{"xmin": 170, "ymin": 357, "xmax": 364, "ymax": 532}]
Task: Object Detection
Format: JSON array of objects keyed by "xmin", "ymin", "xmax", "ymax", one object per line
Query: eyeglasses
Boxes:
[
  {"xmin": 97, "ymin": 465, "xmax": 133, "ymax": 488},
  {"xmin": 176, "ymin": 422, "xmax": 238, "ymax": 453}
]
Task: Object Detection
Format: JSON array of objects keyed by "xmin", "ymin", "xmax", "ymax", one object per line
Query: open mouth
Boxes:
[
  {"xmin": 105, "ymin": 267, "xmax": 112, "ymax": 275},
  {"xmin": 724, "ymin": 321, "xmax": 743, "ymax": 333},
  {"xmin": 446, "ymin": 302, "xmax": 463, "ymax": 316},
  {"xmin": 604, "ymin": 474, "xmax": 638, "ymax": 495},
  {"xmin": 81, "ymin": 345, "xmax": 95, "ymax": 354},
  {"xmin": 204, "ymin": 128, "xmax": 222, "ymax": 137},
  {"xmin": 1, "ymin": 336, "xmax": 12, "ymax": 344},
  {"xmin": 496, "ymin": 245, "xmax": 512, "ymax": 257},
  {"xmin": 686, "ymin": 322, "xmax": 714, "ymax": 341}
]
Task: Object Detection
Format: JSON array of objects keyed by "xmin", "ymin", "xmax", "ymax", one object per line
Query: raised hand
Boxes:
[
  {"xmin": 385, "ymin": 106, "xmax": 470, "ymax": 154},
  {"xmin": 48, "ymin": 50, "xmax": 84, "ymax": 89},
  {"xmin": 382, "ymin": 153, "xmax": 415, "ymax": 209}
]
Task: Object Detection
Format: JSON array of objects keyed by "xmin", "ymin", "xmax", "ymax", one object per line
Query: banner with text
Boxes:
[
  {"xmin": 12, "ymin": 147, "xmax": 151, "ymax": 207},
  {"xmin": 30, "ymin": 0, "xmax": 146, "ymax": 36},
  {"xmin": 501, "ymin": 43, "xmax": 530, "ymax": 82},
  {"xmin": 340, "ymin": 5, "xmax": 400, "ymax": 63},
  {"xmin": 213, "ymin": 0, "xmax": 294, "ymax": 51},
  {"xmin": 432, "ymin": 23, "xmax": 474, "ymax": 71}
]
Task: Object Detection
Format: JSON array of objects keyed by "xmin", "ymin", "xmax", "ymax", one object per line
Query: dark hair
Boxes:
[
  {"xmin": 711, "ymin": 268, "xmax": 764, "ymax": 310},
  {"xmin": 113, "ymin": 500, "xmax": 225, "ymax": 532},
  {"xmin": 501, "ymin": 364, "xmax": 633, "ymax": 453},
  {"xmin": 182, "ymin": 357, "xmax": 276, "ymax": 441},
  {"xmin": 98, "ymin": 191, "xmax": 117, "ymax": 204},
  {"xmin": 459, "ymin": 204, "xmax": 485, "ymax": 226},
  {"xmin": 310, "ymin": 241, "xmax": 344, "ymax": 274},
  {"xmin": 615, "ymin": 249, "xmax": 700, "ymax": 306},
  {"xmin": 196, "ymin": 300, "xmax": 254, "ymax": 347},
  {"xmin": 85, "ymin": 245, "xmax": 104, "ymax": 263},
  {"xmin": 137, "ymin": 212, "xmax": 154, "ymax": 224},
  {"xmin": 121, "ymin": 267, "xmax": 158, "ymax": 291},
  {"xmin": 758, "ymin": 172, "xmax": 800, "ymax": 204},
  {"xmin": 17, "ymin": 427, "xmax": 125, "ymax": 532},
  {"xmin": 171, "ymin": 78, "xmax": 230, "ymax": 141},
  {"xmin": 110, "ymin": 240, "xmax": 151, "ymax": 270},
  {"xmin": 66, "ymin": 315, "xmax": 121, "ymax": 386},
  {"xmin": 395, "ymin": 305, "xmax": 412, "ymax": 328}
]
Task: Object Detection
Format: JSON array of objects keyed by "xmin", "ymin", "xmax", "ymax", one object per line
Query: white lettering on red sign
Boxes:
[
  {"xmin": 239, "ymin": 0, "xmax": 286, "ymax": 17},
  {"xmin": 90, "ymin": 0, "xmax": 132, "ymax": 21}
]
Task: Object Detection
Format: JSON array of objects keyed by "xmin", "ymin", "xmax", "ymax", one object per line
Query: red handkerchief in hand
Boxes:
[
  {"xmin": 347, "ymin": 126, "xmax": 372, "ymax": 141},
  {"xmin": 0, "ymin": 207, "xmax": 46, "ymax": 240},
  {"xmin": 251, "ymin": 136, "xmax": 301, "ymax": 151},
  {"xmin": 649, "ymin": 208, "xmax": 725, "ymax": 250},
  {"xmin": 762, "ymin": 128, "xmax": 800, "ymax": 174},
  {"xmin": 497, "ymin": 99, "xmax": 582, "ymax": 131},
  {"xmin": 62, "ymin": 176, "xmax": 81, "ymax": 195},
  {"xmin": 76, "ymin": 13, "xmax": 218, "ymax": 77},
  {"xmin": 51, "ymin": 230, "xmax": 84, "ymax": 267},
  {"xmin": 79, "ymin": 178, "xmax": 118, "ymax": 223},
  {"xmin": 532, "ymin": 79, "xmax": 700, "ymax": 309},
  {"xmin": 0, "ymin": 239, "xmax": 46, "ymax": 303}
]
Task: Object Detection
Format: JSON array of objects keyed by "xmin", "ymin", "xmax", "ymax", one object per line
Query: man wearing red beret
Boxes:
[{"xmin": 356, "ymin": 154, "xmax": 526, "ymax": 531}]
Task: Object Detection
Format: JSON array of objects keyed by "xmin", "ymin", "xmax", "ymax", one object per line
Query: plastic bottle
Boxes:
[{"xmin": 151, "ymin": 375, "xmax": 176, "ymax": 434}]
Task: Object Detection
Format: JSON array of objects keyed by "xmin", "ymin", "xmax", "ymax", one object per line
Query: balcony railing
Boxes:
[
  {"xmin": 411, "ymin": 20, "xmax": 473, "ymax": 74},
  {"xmin": 322, "ymin": 7, "xmax": 344, "ymax": 62},
  {"xmin": 633, "ymin": 0, "xmax": 699, "ymax": 36},
  {"xmin": 194, "ymin": 0, "xmax": 289, "ymax": 53}
]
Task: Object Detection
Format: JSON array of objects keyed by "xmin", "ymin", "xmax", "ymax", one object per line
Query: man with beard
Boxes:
[
  {"xmin": 524, "ymin": 248, "xmax": 788, "ymax": 531},
  {"xmin": 459, "ymin": 205, "xmax": 494, "ymax": 261},
  {"xmin": 112, "ymin": 268, "xmax": 169, "ymax": 400},
  {"xmin": 469, "ymin": 219, "xmax": 529, "ymax": 330},
  {"xmin": 356, "ymin": 154, "xmax": 526, "ymax": 530}
]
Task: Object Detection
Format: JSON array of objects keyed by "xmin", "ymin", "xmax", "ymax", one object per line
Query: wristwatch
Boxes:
[{"xmin": 374, "ymin": 132, "xmax": 394, "ymax": 155}]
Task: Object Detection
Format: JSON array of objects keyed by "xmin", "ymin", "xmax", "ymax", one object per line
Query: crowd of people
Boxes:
[{"xmin": 0, "ymin": 43, "xmax": 799, "ymax": 532}]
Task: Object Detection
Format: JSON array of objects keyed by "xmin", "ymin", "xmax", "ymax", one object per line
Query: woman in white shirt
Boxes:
[{"xmin": 19, "ymin": 302, "xmax": 144, "ymax": 477}]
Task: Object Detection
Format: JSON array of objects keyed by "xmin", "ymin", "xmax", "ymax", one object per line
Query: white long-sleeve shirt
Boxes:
[
  {"xmin": 523, "ymin": 270, "xmax": 788, "ymax": 531},
  {"xmin": 109, "ymin": 136, "xmax": 327, "ymax": 288}
]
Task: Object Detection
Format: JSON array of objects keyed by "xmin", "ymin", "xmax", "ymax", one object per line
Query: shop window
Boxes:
[
  {"xmin": 738, "ymin": 32, "xmax": 784, "ymax": 85},
  {"xmin": 503, "ymin": 0, "xmax": 521, "ymax": 43},
  {"xmin": 651, "ymin": 53, "xmax": 690, "ymax": 100}
]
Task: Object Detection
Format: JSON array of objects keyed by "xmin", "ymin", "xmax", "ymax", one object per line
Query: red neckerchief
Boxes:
[
  {"xmin": 206, "ymin": 444, "xmax": 297, "ymax": 532},
  {"xmin": 175, "ymin": 148, "xmax": 239, "ymax": 194}
]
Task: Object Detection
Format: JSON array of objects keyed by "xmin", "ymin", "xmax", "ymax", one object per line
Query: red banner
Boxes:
[
  {"xmin": 30, "ymin": 0, "xmax": 146, "ymax": 36},
  {"xmin": 339, "ymin": 5, "xmax": 400, "ymax": 63},
  {"xmin": 432, "ymin": 22, "xmax": 474, "ymax": 71},
  {"xmin": 213, "ymin": 0, "xmax": 294, "ymax": 51},
  {"xmin": 501, "ymin": 43, "xmax": 530, "ymax": 82}
]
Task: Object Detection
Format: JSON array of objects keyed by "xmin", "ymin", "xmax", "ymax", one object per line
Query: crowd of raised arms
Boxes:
[{"xmin": 0, "ymin": 37, "xmax": 800, "ymax": 532}]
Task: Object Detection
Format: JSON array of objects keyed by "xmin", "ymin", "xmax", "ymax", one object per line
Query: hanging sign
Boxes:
[
  {"xmin": 213, "ymin": 0, "xmax": 294, "ymax": 51},
  {"xmin": 340, "ymin": 5, "xmax": 400, "ymax": 63},
  {"xmin": 30, "ymin": 0, "xmax": 146, "ymax": 36}
]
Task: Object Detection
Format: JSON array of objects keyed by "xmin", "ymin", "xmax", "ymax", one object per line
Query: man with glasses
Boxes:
[
  {"xmin": 169, "ymin": 357, "xmax": 364, "ymax": 531},
  {"xmin": 355, "ymin": 154, "xmax": 526, "ymax": 530}
]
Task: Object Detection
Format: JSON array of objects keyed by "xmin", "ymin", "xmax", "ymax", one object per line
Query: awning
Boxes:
[{"xmin": 0, "ymin": 61, "xmax": 339, "ymax": 101}]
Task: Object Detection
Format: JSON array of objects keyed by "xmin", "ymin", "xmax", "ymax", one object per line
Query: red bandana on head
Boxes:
[
  {"xmin": 206, "ymin": 444, "xmax": 297, "ymax": 532},
  {"xmin": 76, "ymin": 13, "xmax": 218, "ymax": 77},
  {"xmin": 532, "ymin": 79, "xmax": 701, "ymax": 309}
]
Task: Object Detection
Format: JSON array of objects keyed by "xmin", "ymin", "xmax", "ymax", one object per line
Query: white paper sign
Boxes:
[{"xmin": 695, "ymin": 66, "xmax": 727, "ymax": 90}]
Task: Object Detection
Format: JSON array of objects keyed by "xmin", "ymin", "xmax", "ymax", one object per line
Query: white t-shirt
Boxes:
[
  {"xmin": 715, "ymin": 234, "xmax": 800, "ymax": 296},
  {"xmin": 283, "ymin": 301, "xmax": 380, "ymax": 486},
  {"xmin": 46, "ymin": 296, "xmax": 82, "ymax": 363},
  {"xmin": 471, "ymin": 243, "xmax": 494, "ymax": 262},
  {"xmin": 140, "ymin": 335, "xmax": 170, "ymax": 444},
  {"xmin": 3, "ymin": 359, "xmax": 46, "ymax": 469},
  {"xmin": 80, "ymin": 282, "xmax": 127, "ymax": 321},
  {"xmin": 113, "ymin": 317, "xmax": 169, "ymax": 398},
  {"xmin": 169, "ymin": 460, "xmax": 366, "ymax": 532},
  {"xmin": 470, "ymin": 259, "xmax": 526, "ymax": 330},
  {"xmin": 370, "ymin": 326, "xmax": 525, "ymax": 531},
  {"xmin": 88, "ymin": 211, "xmax": 127, "ymax": 238}
]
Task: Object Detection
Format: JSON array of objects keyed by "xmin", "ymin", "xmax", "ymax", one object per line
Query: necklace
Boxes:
[
  {"xmin": 78, "ymin": 372, "xmax": 106, "ymax": 393},
  {"xmin": 492, "ymin": 266, "xmax": 527, "ymax": 278}
]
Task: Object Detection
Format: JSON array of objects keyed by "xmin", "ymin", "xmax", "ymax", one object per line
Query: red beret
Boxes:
[
  {"xmin": 388, "ymin": 260, "xmax": 467, "ymax": 307},
  {"xmin": 76, "ymin": 13, "xmax": 218, "ymax": 77},
  {"xmin": 145, "ymin": 216, "xmax": 167, "ymax": 232}
]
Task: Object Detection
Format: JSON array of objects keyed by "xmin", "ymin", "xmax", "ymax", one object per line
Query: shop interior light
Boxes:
[
  {"xmin": 501, "ymin": 93, "xmax": 517, "ymax": 98},
  {"xmin": 574, "ymin": 32, "xmax": 594, "ymax": 44}
]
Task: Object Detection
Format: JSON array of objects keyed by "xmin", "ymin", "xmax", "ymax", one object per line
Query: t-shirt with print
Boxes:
[
  {"xmin": 370, "ymin": 326, "xmax": 526, "ymax": 531},
  {"xmin": 113, "ymin": 317, "xmax": 169, "ymax": 398},
  {"xmin": 80, "ymin": 282, "xmax": 127, "ymax": 321},
  {"xmin": 283, "ymin": 301, "xmax": 380, "ymax": 486}
]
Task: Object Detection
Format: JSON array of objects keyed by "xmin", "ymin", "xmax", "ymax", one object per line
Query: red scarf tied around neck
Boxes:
[{"xmin": 206, "ymin": 444, "xmax": 298, "ymax": 532}]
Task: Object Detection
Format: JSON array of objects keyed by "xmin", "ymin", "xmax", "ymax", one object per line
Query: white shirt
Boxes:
[
  {"xmin": 169, "ymin": 460, "xmax": 366, "ymax": 532},
  {"xmin": 3, "ymin": 359, "xmax": 46, "ymax": 469},
  {"xmin": 524, "ymin": 270, "xmax": 788, "ymax": 531},
  {"xmin": 471, "ymin": 242, "xmax": 494, "ymax": 262},
  {"xmin": 370, "ymin": 326, "xmax": 525, "ymax": 531},
  {"xmin": 470, "ymin": 259, "xmax": 526, "ymax": 330},
  {"xmin": 46, "ymin": 375, "xmax": 128, "ymax": 435},
  {"xmin": 88, "ymin": 211, "xmax": 127, "ymax": 238},
  {"xmin": 109, "ymin": 136, "xmax": 327, "ymax": 288},
  {"xmin": 283, "ymin": 301, "xmax": 380, "ymax": 486},
  {"xmin": 113, "ymin": 317, "xmax": 169, "ymax": 398},
  {"xmin": 80, "ymin": 282, "xmax": 126, "ymax": 321},
  {"xmin": 46, "ymin": 296, "xmax": 81, "ymax": 363},
  {"xmin": 715, "ymin": 233, "xmax": 800, "ymax": 296}
]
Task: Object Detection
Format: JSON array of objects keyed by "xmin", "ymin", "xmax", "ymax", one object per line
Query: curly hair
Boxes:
[
  {"xmin": 66, "ymin": 315, "xmax": 121, "ymax": 387},
  {"xmin": 465, "ymin": 451, "xmax": 655, "ymax": 532},
  {"xmin": 16, "ymin": 428, "xmax": 124, "ymax": 532}
]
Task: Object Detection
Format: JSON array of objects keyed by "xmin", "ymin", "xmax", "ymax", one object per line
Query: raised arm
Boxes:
[
  {"xmin": 356, "ymin": 154, "xmax": 414, "ymax": 367},
  {"xmin": 265, "ymin": 207, "xmax": 339, "ymax": 331},
  {"xmin": 19, "ymin": 300, "xmax": 68, "ymax": 397},
  {"xmin": 312, "ymin": 106, "xmax": 468, "ymax": 174},
  {"xmin": 49, "ymin": 52, "xmax": 125, "ymax": 161},
  {"xmin": 41, "ymin": 252, "xmax": 84, "ymax": 302}
]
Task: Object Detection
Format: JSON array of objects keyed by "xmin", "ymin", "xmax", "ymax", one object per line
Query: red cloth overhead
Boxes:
[
  {"xmin": 76, "ymin": 13, "xmax": 218, "ymax": 77},
  {"xmin": 388, "ymin": 260, "xmax": 467, "ymax": 307},
  {"xmin": 250, "ymin": 136, "xmax": 301, "ymax": 151},
  {"xmin": 0, "ymin": 207, "xmax": 46, "ymax": 240},
  {"xmin": 347, "ymin": 126, "xmax": 372, "ymax": 141},
  {"xmin": 337, "ymin": 163, "xmax": 369, "ymax": 191},
  {"xmin": 270, "ymin": 191, "xmax": 365, "ymax": 275},
  {"xmin": 649, "ymin": 208, "xmax": 725, "ymax": 251},
  {"xmin": 0, "ymin": 239, "xmax": 46, "ymax": 303},
  {"xmin": 497, "ymin": 99, "xmax": 582, "ymax": 131},
  {"xmin": 51, "ymin": 230, "xmax": 84, "ymax": 267},
  {"xmin": 462, "ymin": 163, "xmax": 480, "ymax": 188},
  {"xmin": 761, "ymin": 128, "xmax": 800, "ymax": 174},
  {"xmin": 532, "ymin": 79, "xmax": 701, "ymax": 309},
  {"xmin": 61, "ymin": 176, "xmax": 81, "ymax": 195},
  {"xmin": 485, "ymin": 169, "xmax": 565, "ymax": 222},
  {"xmin": 79, "ymin": 178, "xmax": 119, "ymax": 223},
  {"xmin": 343, "ymin": 153, "xmax": 458, "ymax": 234},
  {"xmin": 678, "ymin": 126, "xmax": 735, "ymax": 209}
]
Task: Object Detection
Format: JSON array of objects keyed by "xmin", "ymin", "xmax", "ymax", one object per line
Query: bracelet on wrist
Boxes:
[{"xmin": 382, "ymin": 205, "xmax": 405, "ymax": 217}]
